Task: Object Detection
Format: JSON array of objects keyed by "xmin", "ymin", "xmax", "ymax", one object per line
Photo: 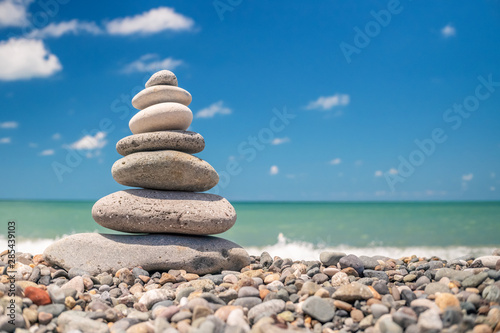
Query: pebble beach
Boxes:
[{"xmin": 1, "ymin": 249, "xmax": 500, "ymax": 333}]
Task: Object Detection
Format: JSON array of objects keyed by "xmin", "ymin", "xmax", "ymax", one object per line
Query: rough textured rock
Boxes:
[
  {"xmin": 132, "ymin": 85, "xmax": 192, "ymax": 110},
  {"xmin": 129, "ymin": 102, "xmax": 193, "ymax": 134},
  {"xmin": 112, "ymin": 150, "xmax": 219, "ymax": 192},
  {"xmin": 116, "ymin": 130, "xmax": 205, "ymax": 156},
  {"xmin": 92, "ymin": 189, "xmax": 236, "ymax": 235},
  {"xmin": 43, "ymin": 233, "xmax": 250, "ymax": 275},
  {"xmin": 145, "ymin": 70, "xmax": 178, "ymax": 88}
]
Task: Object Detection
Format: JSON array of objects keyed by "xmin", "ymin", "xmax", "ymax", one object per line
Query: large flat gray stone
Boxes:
[
  {"xmin": 116, "ymin": 130, "xmax": 205, "ymax": 156},
  {"xmin": 132, "ymin": 85, "xmax": 192, "ymax": 110},
  {"xmin": 112, "ymin": 150, "xmax": 219, "ymax": 192},
  {"xmin": 43, "ymin": 233, "xmax": 250, "ymax": 275},
  {"xmin": 129, "ymin": 102, "xmax": 193, "ymax": 134},
  {"xmin": 92, "ymin": 189, "xmax": 236, "ymax": 235}
]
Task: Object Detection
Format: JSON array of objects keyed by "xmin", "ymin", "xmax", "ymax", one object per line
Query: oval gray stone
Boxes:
[
  {"xmin": 129, "ymin": 102, "xmax": 193, "ymax": 134},
  {"xmin": 92, "ymin": 189, "xmax": 236, "ymax": 235},
  {"xmin": 116, "ymin": 131, "xmax": 205, "ymax": 156},
  {"xmin": 132, "ymin": 85, "xmax": 192, "ymax": 110},
  {"xmin": 302, "ymin": 296, "xmax": 334, "ymax": 323},
  {"xmin": 43, "ymin": 233, "xmax": 250, "ymax": 275},
  {"xmin": 112, "ymin": 151, "xmax": 219, "ymax": 192},
  {"xmin": 146, "ymin": 70, "xmax": 178, "ymax": 88}
]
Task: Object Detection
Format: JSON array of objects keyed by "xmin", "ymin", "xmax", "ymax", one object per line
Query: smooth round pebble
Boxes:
[
  {"xmin": 129, "ymin": 102, "xmax": 193, "ymax": 134},
  {"xmin": 132, "ymin": 85, "xmax": 192, "ymax": 110}
]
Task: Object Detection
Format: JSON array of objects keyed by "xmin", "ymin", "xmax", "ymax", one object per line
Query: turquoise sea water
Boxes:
[{"xmin": 1, "ymin": 200, "xmax": 499, "ymax": 259}]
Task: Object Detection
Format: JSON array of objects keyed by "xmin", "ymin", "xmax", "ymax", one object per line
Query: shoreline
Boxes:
[
  {"xmin": 1, "ymin": 249, "xmax": 499, "ymax": 332},
  {"xmin": 2, "ymin": 234, "xmax": 499, "ymax": 262}
]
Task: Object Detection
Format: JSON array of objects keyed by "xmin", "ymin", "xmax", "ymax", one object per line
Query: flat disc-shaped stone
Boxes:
[
  {"xmin": 116, "ymin": 131, "xmax": 205, "ymax": 156},
  {"xmin": 112, "ymin": 150, "xmax": 219, "ymax": 192},
  {"xmin": 132, "ymin": 85, "xmax": 192, "ymax": 110},
  {"xmin": 43, "ymin": 233, "xmax": 250, "ymax": 275},
  {"xmin": 129, "ymin": 102, "xmax": 193, "ymax": 134},
  {"xmin": 145, "ymin": 70, "xmax": 178, "ymax": 88},
  {"xmin": 92, "ymin": 189, "xmax": 236, "ymax": 235}
]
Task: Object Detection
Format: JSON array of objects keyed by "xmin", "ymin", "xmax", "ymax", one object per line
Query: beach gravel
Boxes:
[{"xmin": 1, "ymin": 248, "xmax": 499, "ymax": 332}]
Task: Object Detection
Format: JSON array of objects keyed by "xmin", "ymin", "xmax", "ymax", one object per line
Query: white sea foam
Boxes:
[
  {"xmin": 0, "ymin": 236, "xmax": 60, "ymax": 255},
  {"xmin": 245, "ymin": 233, "xmax": 497, "ymax": 260},
  {"xmin": 1, "ymin": 233, "xmax": 496, "ymax": 261}
]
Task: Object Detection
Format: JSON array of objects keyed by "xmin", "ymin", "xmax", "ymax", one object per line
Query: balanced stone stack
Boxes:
[{"xmin": 44, "ymin": 70, "xmax": 250, "ymax": 275}]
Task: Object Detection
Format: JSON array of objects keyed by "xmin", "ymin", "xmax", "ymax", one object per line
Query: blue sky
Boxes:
[{"xmin": 0, "ymin": 0, "xmax": 499, "ymax": 201}]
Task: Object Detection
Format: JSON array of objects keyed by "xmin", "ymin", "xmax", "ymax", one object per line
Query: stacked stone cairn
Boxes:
[{"xmin": 44, "ymin": 70, "xmax": 250, "ymax": 275}]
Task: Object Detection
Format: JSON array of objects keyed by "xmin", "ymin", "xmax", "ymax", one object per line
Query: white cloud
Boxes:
[
  {"xmin": 306, "ymin": 93, "xmax": 350, "ymax": 111},
  {"xmin": 0, "ymin": 0, "xmax": 31, "ymax": 28},
  {"xmin": 28, "ymin": 142, "xmax": 37, "ymax": 148},
  {"xmin": 441, "ymin": 24, "xmax": 456, "ymax": 38},
  {"xmin": 491, "ymin": 172, "xmax": 496, "ymax": 179},
  {"xmin": 68, "ymin": 131, "xmax": 107, "ymax": 150},
  {"xmin": 0, "ymin": 137, "xmax": 11, "ymax": 144},
  {"xmin": 271, "ymin": 137, "xmax": 290, "ymax": 145},
  {"xmin": 354, "ymin": 160, "xmax": 363, "ymax": 167},
  {"xmin": 491, "ymin": 186, "xmax": 496, "ymax": 191},
  {"xmin": 388, "ymin": 168, "xmax": 398, "ymax": 175},
  {"xmin": 0, "ymin": 121, "xmax": 18, "ymax": 129},
  {"xmin": 27, "ymin": 20, "xmax": 101, "ymax": 39},
  {"xmin": 39, "ymin": 149, "xmax": 54, "ymax": 156},
  {"xmin": 122, "ymin": 54, "xmax": 183, "ymax": 73},
  {"xmin": 106, "ymin": 7, "xmax": 194, "ymax": 35},
  {"xmin": 52, "ymin": 133, "xmax": 61, "ymax": 140},
  {"xmin": 0, "ymin": 38, "xmax": 62, "ymax": 81},
  {"xmin": 270, "ymin": 165, "xmax": 279, "ymax": 175},
  {"xmin": 329, "ymin": 158, "xmax": 341, "ymax": 165},
  {"xmin": 462, "ymin": 173, "xmax": 473, "ymax": 181},
  {"xmin": 374, "ymin": 170, "xmax": 383, "ymax": 177},
  {"xmin": 196, "ymin": 101, "xmax": 232, "ymax": 119}
]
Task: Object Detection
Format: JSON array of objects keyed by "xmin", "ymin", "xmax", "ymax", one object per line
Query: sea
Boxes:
[{"xmin": 1, "ymin": 200, "xmax": 499, "ymax": 260}]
